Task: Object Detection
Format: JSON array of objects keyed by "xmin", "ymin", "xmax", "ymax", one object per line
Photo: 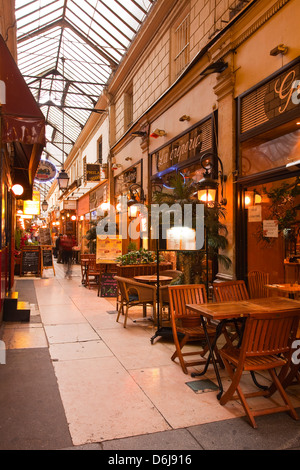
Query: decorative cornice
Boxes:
[{"xmin": 232, "ymin": 0, "xmax": 291, "ymax": 50}]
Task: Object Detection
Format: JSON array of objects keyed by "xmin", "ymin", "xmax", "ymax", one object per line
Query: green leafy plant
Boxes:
[
  {"xmin": 255, "ymin": 178, "xmax": 300, "ymax": 246},
  {"xmin": 85, "ymin": 219, "xmax": 98, "ymax": 253},
  {"xmin": 117, "ymin": 248, "xmax": 158, "ymax": 265}
]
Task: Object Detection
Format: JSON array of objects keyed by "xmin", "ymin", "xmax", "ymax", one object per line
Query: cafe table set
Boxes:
[{"xmin": 185, "ymin": 296, "xmax": 300, "ymax": 409}]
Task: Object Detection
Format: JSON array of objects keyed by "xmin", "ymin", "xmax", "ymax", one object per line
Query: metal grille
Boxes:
[{"xmin": 174, "ymin": 14, "xmax": 190, "ymax": 78}]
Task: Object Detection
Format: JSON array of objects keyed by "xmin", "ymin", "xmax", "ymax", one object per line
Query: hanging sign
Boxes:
[{"xmin": 35, "ymin": 160, "xmax": 57, "ymax": 182}]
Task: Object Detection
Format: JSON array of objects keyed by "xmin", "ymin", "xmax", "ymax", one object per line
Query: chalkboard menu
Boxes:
[
  {"xmin": 21, "ymin": 249, "xmax": 40, "ymax": 275},
  {"xmin": 100, "ymin": 273, "xmax": 117, "ymax": 297},
  {"xmin": 41, "ymin": 246, "xmax": 55, "ymax": 276},
  {"xmin": 42, "ymin": 248, "xmax": 53, "ymax": 267}
]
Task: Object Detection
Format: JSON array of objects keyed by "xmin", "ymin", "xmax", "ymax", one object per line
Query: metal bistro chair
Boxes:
[
  {"xmin": 219, "ymin": 310, "xmax": 300, "ymax": 428},
  {"xmin": 168, "ymin": 284, "xmax": 222, "ymax": 375},
  {"xmin": 115, "ymin": 276, "xmax": 157, "ymax": 328}
]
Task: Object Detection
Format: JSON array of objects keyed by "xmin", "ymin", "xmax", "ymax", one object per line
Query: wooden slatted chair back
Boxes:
[
  {"xmin": 168, "ymin": 284, "xmax": 207, "ymax": 319},
  {"xmin": 213, "ymin": 280, "xmax": 249, "ymax": 302},
  {"xmin": 248, "ymin": 271, "xmax": 270, "ymax": 299},
  {"xmin": 242, "ymin": 312, "xmax": 299, "ymax": 358}
]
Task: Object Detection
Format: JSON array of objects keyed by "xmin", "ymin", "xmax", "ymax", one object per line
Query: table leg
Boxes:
[{"xmin": 191, "ymin": 317, "xmax": 224, "ymax": 400}]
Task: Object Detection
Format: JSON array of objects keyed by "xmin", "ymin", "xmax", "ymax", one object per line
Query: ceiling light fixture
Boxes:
[{"xmin": 131, "ymin": 131, "xmax": 147, "ymax": 137}]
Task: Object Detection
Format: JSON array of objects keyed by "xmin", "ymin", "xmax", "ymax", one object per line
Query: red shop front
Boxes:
[{"xmin": 0, "ymin": 35, "xmax": 45, "ymax": 320}]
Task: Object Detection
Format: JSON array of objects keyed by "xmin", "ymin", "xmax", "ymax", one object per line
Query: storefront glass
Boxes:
[{"xmin": 245, "ymin": 177, "xmax": 300, "ymax": 284}]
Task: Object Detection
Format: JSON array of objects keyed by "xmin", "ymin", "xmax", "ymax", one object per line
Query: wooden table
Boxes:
[
  {"xmin": 266, "ymin": 283, "xmax": 300, "ymax": 299},
  {"xmin": 134, "ymin": 275, "xmax": 173, "ymax": 285},
  {"xmin": 186, "ymin": 297, "xmax": 300, "ymax": 399}
]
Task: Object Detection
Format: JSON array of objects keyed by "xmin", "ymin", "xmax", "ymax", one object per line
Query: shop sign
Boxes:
[
  {"xmin": 89, "ymin": 184, "xmax": 107, "ymax": 211},
  {"xmin": 86, "ymin": 164, "xmax": 101, "ymax": 182},
  {"xmin": 154, "ymin": 120, "xmax": 212, "ymax": 173},
  {"xmin": 23, "ymin": 199, "xmax": 40, "ymax": 215},
  {"xmin": 241, "ymin": 60, "xmax": 300, "ymax": 135},
  {"xmin": 35, "ymin": 160, "xmax": 57, "ymax": 182},
  {"xmin": 123, "ymin": 167, "xmax": 137, "ymax": 184},
  {"xmin": 63, "ymin": 200, "xmax": 77, "ymax": 210},
  {"xmin": 264, "ymin": 62, "xmax": 300, "ymax": 119}
]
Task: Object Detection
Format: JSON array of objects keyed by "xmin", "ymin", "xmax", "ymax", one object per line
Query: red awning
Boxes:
[{"xmin": 0, "ymin": 34, "xmax": 45, "ymax": 196}]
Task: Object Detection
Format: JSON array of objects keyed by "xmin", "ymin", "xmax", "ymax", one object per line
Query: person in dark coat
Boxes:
[
  {"xmin": 61, "ymin": 234, "xmax": 76, "ymax": 278},
  {"xmin": 56, "ymin": 234, "xmax": 63, "ymax": 263}
]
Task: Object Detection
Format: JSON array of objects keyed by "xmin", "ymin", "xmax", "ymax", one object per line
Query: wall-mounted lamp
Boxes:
[
  {"xmin": 112, "ymin": 163, "xmax": 122, "ymax": 171},
  {"xmin": 131, "ymin": 131, "xmax": 148, "ymax": 137},
  {"xmin": 270, "ymin": 44, "xmax": 288, "ymax": 56},
  {"xmin": 12, "ymin": 184, "xmax": 24, "ymax": 196},
  {"xmin": 150, "ymin": 129, "xmax": 166, "ymax": 138},
  {"xmin": 245, "ymin": 190, "xmax": 262, "ymax": 207},
  {"xmin": 127, "ymin": 183, "xmax": 146, "ymax": 217},
  {"xmin": 200, "ymin": 60, "xmax": 228, "ymax": 76},
  {"xmin": 196, "ymin": 153, "xmax": 227, "ymax": 206},
  {"xmin": 179, "ymin": 115, "xmax": 190, "ymax": 122}
]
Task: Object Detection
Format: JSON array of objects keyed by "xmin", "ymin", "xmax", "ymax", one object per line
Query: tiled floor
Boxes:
[{"xmin": 1, "ymin": 261, "xmax": 300, "ymax": 448}]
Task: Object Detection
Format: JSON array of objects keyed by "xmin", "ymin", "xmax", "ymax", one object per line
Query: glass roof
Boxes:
[{"xmin": 15, "ymin": 0, "xmax": 155, "ymax": 169}]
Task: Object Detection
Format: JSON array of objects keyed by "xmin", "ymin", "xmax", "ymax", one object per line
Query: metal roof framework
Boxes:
[{"xmin": 15, "ymin": 0, "xmax": 155, "ymax": 169}]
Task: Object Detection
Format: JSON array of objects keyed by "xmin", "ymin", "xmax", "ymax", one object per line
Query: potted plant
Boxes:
[{"xmin": 116, "ymin": 248, "xmax": 158, "ymax": 266}]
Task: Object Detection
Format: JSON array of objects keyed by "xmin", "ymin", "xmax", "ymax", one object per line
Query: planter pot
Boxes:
[{"xmin": 116, "ymin": 262, "xmax": 172, "ymax": 279}]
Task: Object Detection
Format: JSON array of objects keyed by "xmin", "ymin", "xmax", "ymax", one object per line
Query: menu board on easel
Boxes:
[
  {"xmin": 41, "ymin": 245, "xmax": 55, "ymax": 277},
  {"xmin": 100, "ymin": 273, "xmax": 118, "ymax": 297}
]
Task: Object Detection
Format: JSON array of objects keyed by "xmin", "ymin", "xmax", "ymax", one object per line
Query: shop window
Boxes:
[
  {"xmin": 240, "ymin": 127, "xmax": 300, "ymax": 176},
  {"xmin": 245, "ymin": 177, "xmax": 300, "ymax": 284}
]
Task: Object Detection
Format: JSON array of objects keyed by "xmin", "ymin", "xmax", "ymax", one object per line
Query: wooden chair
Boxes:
[
  {"xmin": 85, "ymin": 257, "xmax": 101, "ymax": 289},
  {"xmin": 213, "ymin": 280, "xmax": 250, "ymax": 344},
  {"xmin": 115, "ymin": 276, "xmax": 157, "ymax": 328},
  {"xmin": 248, "ymin": 271, "xmax": 270, "ymax": 299},
  {"xmin": 213, "ymin": 280, "xmax": 249, "ymax": 302},
  {"xmin": 219, "ymin": 310, "xmax": 300, "ymax": 428},
  {"xmin": 80, "ymin": 254, "xmax": 95, "ymax": 285},
  {"xmin": 168, "ymin": 284, "xmax": 222, "ymax": 374}
]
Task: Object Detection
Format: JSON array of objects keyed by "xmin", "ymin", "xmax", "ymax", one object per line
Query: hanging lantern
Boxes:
[{"xmin": 57, "ymin": 168, "xmax": 69, "ymax": 191}]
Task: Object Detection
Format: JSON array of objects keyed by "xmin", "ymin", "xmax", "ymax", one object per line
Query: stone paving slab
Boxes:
[{"xmin": 0, "ymin": 348, "xmax": 72, "ymax": 450}]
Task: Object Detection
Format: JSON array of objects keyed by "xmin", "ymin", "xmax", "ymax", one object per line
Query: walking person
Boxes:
[
  {"xmin": 61, "ymin": 234, "xmax": 75, "ymax": 279},
  {"xmin": 56, "ymin": 233, "xmax": 63, "ymax": 263}
]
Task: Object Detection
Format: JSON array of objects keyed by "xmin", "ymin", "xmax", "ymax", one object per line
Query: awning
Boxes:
[{"xmin": 0, "ymin": 34, "xmax": 45, "ymax": 198}]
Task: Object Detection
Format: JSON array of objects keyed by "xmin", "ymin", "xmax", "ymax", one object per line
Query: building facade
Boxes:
[{"xmin": 106, "ymin": 0, "xmax": 300, "ymax": 283}]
